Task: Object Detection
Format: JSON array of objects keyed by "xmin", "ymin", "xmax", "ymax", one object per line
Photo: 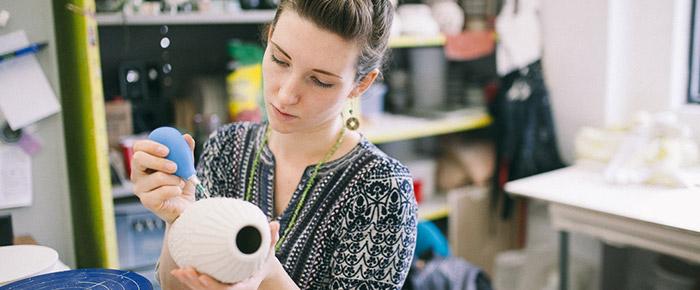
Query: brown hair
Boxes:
[{"xmin": 267, "ymin": 0, "xmax": 394, "ymax": 81}]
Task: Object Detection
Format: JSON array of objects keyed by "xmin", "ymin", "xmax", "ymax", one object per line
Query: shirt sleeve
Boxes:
[{"xmin": 329, "ymin": 159, "xmax": 418, "ymax": 289}]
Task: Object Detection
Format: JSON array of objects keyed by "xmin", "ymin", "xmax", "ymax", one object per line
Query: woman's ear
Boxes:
[{"xmin": 351, "ymin": 69, "xmax": 380, "ymax": 98}]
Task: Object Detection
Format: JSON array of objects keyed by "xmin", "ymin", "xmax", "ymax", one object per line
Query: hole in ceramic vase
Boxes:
[{"xmin": 236, "ymin": 225, "xmax": 262, "ymax": 254}]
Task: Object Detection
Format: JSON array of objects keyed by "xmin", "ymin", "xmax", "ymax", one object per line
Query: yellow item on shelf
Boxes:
[
  {"xmin": 226, "ymin": 41, "xmax": 264, "ymax": 122},
  {"xmin": 227, "ymin": 63, "xmax": 262, "ymax": 121}
]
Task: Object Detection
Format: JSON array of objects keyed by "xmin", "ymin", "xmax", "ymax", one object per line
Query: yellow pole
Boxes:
[{"xmin": 53, "ymin": 0, "xmax": 118, "ymax": 268}]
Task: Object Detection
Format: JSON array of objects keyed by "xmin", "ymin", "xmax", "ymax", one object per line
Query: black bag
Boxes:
[
  {"xmin": 404, "ymin": 254, "xmax": 493, "ymax": 290},
  {"xmin": 490, "ymin": 60, "xmax": 566, "ymax": 219}
]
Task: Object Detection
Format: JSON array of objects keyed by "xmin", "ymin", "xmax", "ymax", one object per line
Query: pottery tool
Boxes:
[{"xmin": 148, "ymin": 127, "xmax": 210, "ymax": 198}]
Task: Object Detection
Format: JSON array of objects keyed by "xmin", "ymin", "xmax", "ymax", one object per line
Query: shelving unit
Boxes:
[
  {"xmin": 96, "ymin": 10, "xmax": 277, "ymax": 26},
  {"xmin": 112, "ymin": 182, "xmax": 134, "ymax": 199},
  {"xmin": 362, "ymin": 108, "xmax": 491, "ymax": 145},
  {"xmin": 95, "ymin": 11, "xmax": 445, "ymax": 48},
  {"xmin": 417, "ymin": 195, "xmax": 449, "ymax": 220},
  {"xmin": 388, "ymin": 35, "xmax": 446, "ymax": 48}
]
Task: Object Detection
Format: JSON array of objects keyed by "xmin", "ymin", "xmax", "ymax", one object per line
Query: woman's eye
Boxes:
[
  {"xmin": 311, "ymin": 77, "xmax": 333, "ymax": 88},
  {"xmin": 271, "ymin": 54, "xmax": 289, "ymax": 67}
]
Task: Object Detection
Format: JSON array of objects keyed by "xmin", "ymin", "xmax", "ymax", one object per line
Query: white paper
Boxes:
[
  {"xmin": 0, "ymin": 144, "xmax": 32, "ymax": 209},
  {"xmin": 0, "ymin": 30, "xmax": 60, "ymax": 130}
]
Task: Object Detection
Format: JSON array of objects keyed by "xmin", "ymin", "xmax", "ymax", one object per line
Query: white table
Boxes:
[{"xmin": 505, "ymin": 164, "xmax": 700, "ymax": 290}]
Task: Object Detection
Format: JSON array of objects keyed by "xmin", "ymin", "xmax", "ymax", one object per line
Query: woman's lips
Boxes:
[{"xmin": 272, "ymin": 104, "xmax": 297, "ymax": 120}]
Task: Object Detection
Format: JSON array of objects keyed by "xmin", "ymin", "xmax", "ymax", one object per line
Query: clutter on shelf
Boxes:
[
  {"xmin": 96, "ymin": 0, "xmax": 279, "ymax": 15},
  {"xmin": 575, "ymin": 111, "xmax": 700, "ymax": 188}
]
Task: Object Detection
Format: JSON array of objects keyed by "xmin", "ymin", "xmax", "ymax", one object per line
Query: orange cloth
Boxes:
[{"xmin": 444, "ymin": 30, "xmax": 496, "ymax": 61}]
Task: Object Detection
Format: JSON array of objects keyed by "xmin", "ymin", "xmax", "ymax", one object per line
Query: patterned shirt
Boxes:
[{"xmin": 196, "ymin": 122, "xmax": 417, "ymax": 289}]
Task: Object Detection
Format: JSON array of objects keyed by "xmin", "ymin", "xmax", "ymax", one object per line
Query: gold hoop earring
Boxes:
[{"xmin": 345, "ymin": 97, "xmax": 360, "ymax": 130}]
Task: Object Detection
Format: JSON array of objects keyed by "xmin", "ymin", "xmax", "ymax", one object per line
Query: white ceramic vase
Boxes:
[{"xmin": 168, "ymin": 197, "xmax": 271, "ymax": 283}]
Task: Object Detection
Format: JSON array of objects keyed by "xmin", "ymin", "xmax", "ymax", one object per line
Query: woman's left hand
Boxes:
[{"xmin": 171, "ymin": 221, "xmax": 281, "ymax": 290}]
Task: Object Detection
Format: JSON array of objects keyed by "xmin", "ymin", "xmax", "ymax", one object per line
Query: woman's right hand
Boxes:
[{"xmin": 131, "ymin": 134, "xmax": 196, "ymax": 224}]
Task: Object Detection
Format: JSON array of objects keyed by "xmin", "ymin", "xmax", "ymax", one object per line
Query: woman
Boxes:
[{"xmin": 131, "ymin": 0, "xmax": 417, "ymax": 289}]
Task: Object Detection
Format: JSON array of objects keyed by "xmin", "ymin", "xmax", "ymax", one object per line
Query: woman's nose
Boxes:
[{"xmin": 277, "ymin": 75, "xmax": 301, "ymax": 105}]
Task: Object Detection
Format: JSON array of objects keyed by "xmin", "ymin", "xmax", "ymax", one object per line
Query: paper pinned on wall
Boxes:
[
  {"xmin": 0, "ymin": 144, "xmax": 32, "ymax": 209},
  {"xmin": 0, "ymin": 30, "xmax": 60, "ymax": 130}
]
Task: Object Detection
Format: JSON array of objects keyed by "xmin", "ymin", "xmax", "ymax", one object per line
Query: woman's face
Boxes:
[{"xmin": 263, "ymin": 10, "xmax": 362, "ymax": 134}]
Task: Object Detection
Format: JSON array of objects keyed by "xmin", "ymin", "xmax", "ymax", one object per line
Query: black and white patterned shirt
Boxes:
[{"xmin": 196, "ymin": 122, "xmax": 417, "ymax": 289}]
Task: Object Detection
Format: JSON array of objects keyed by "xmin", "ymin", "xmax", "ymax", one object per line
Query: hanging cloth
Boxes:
[
  {"xmin": 495, "ymin": 0, "xmax": 542, "ymax": 76},
  {"xmin": 490, "ymin": 61, "xmax": 566, "ymax": 220}
]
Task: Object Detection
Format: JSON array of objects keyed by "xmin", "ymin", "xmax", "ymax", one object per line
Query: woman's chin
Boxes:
[{"xmin": 267, "ymin": 120, "xmax": 295, "ymax": 134}]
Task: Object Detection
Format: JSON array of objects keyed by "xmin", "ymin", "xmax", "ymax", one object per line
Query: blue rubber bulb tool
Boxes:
[{"xmin": 148, "ymin": 126, "xmax": 210, "ymax": 198}]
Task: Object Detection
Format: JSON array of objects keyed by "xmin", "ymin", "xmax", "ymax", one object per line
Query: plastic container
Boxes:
[
  {"xmin": 226, "ymin": 40, "xmax": 264, "ymax": 122},
  {"xmin": 409, "ymin": 47, "xmax": 446, "ymax": 111}
]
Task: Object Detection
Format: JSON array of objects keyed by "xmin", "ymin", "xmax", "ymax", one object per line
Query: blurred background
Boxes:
[{"xmin": 1, "ymin": 0, "xmax": 700, "ymax": 289}]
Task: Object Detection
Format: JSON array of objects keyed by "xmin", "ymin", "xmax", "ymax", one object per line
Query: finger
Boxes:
[
  {"xmin": 229, "ymin": 277, "xmax": 258, "ymax": 290},
  {"xmin": 270, "ymin": 221, "xmax": 280, "ymax": 235},
  {"xmin": 132, "ymin": 151, "xmax": 177, "ymax": 175},
  {"xmin": 183, "ymin": 134, "xmax": 195, "ymax": 152},
  {"xmin": 198, "ymin": 275, "xmax": 213, "ymax": 288},
  {"xmin": 133, "ymin": 140, "xmax": 170, "ymax": 157},
  {"xmin": 186, "ymin": 273, "xmax": 207, "ymax": 289},
  {"xmin": 133, "ymin": 171, "xmax": 183, "ymax": 194},
  {"xmin": 171, "ymin": 269, "xmax": 198, "ymax": 290},
  {"xmin": 269, "ymin": 221, "xmax": 280, "ymax": 247},
  {"xmin": 182, "ymin": 180, "xmax": 196, "ymax": 197},
  {"xmin": 185, "ymin": 267, "xmax": 210, "ymax": 290},
  {"xmin": 198, "ymin": 274, "xmax": 235, "ymax": 289},
  {"xmin": 137, "ymin": 185, "xmax": 183, "ymax": 209}
]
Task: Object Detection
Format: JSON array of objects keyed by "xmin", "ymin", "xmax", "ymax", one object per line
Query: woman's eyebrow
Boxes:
[
  {"xmin": 271, "ymin": 41, "xmax": 292, "ymax": 60},
  {"xmin": 270, "ymin": 41, "xmax": 343, "ymax": 80}
]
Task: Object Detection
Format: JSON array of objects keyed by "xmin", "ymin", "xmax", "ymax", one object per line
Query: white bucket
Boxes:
[{"xmin": 0, "ymin": 245, "xmax": 62, "ymax": 285}]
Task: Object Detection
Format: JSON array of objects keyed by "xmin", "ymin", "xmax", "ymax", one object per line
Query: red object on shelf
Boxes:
[
  {"xmin": 444, "ymin": 30, "xmax": 496, "ymax": 61},
  {"xmin": 120, "ymin": 139, "xmax": 135, "ymax": 178},
  {"xmin": 413, "ymin": 179, "xmax": 423, "ymax": 204}
]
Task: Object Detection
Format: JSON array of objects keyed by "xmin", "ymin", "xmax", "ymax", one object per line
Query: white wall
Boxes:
[
  {"xmin": 528, "ymin": 0, "xmax": 696, "ymax": 288},
  {"xmin": 541, "ymin": 0, "xmax": 697, "ymax": 162},
  {"xmin": 0, "ymin": 0, "xmax": 75, "ymax": 267},
  {"xmin": 540, "ymin": 0, "xmax": 611, "ymax": 163},
  {"xmin": 607, "ymin": 0, "xmax": 693, "ymax": 122}
]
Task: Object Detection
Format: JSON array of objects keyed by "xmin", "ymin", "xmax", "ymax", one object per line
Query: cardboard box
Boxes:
[
  {"xmin": 448, "ymin": 186, "xmax": 519, "ymax": 275},
  {"xmin": 105, "ymin": 99, "xmax": 133, "ymax": 149}
]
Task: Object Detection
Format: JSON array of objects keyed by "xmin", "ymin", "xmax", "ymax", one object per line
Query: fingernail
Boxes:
[
  {"xmin": 158, "ymin": 146, "xmax": 169, "ymax": 155},
  {"xmin": 167, "ymin": 162, "xmax": 177, "ymax": 172}
]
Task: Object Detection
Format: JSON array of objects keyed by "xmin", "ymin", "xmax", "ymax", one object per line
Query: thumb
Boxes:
[
  {"xmin": 183, "ymin": 179, "xmax": 196, "ymax": 197},
  {"xmin": 269, "ymin": 221, "xmax": 280, "ymax": 247},
  {"xmin": 183, "ymin": 134, "xmax": 195, "ymax": 152}
]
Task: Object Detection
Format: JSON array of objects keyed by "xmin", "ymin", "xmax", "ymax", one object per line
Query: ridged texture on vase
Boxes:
[{"xmin": 168, "ymin": 197, "xmax": 270, "ymax": 283}]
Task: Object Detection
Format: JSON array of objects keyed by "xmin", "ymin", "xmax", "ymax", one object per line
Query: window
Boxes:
[{"xmin": 689, "ymin": 0, "xmax": 700, "ymax": 104}]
